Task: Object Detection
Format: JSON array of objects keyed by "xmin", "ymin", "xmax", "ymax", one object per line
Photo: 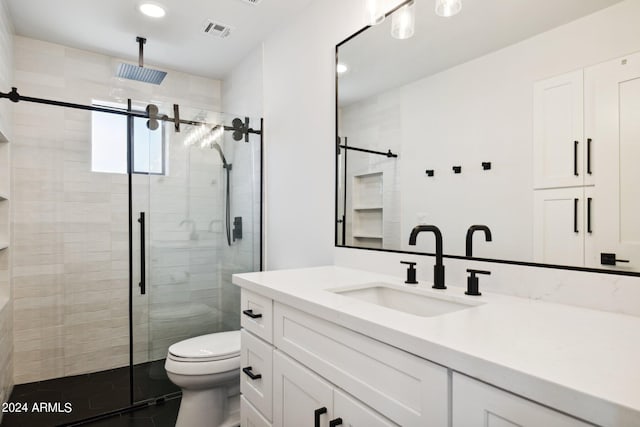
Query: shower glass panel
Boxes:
[{"xmin": 131, "ymin": 107, "xmax": 262, "ymax": 403}]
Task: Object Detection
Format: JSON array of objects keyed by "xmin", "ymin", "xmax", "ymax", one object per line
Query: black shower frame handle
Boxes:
[{"xmin": 138, "ymin": 212, "xmax": 146, "ymax": 295}]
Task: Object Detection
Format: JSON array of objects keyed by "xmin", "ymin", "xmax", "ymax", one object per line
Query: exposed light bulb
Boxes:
[
  {"xmin": 391, "ymin": 1, "xmax": 416, "ymax": 40},
  {"xmin": 336, "ymin": 63, "xmax": 348, "ymax": 74},
  {"xmin": 363, "ymin": 0, "xmax": 385, "ymax": 26},
  {"xmin": 435, "ymin": 0, "xmax": 462, "ymax": 17}
]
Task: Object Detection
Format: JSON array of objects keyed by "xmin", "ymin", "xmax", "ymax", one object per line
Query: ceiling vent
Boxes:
[
  {"xmin": 202, "ymin": 20, "xmax": 233, "ymax": 38},
  {"xmin": 238, "ymin": 0, "xmax": 263, "ymax": 5}
]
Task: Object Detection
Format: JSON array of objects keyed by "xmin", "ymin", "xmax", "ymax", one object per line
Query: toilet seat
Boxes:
[{"xmin": 165, "ymin": 330, "xmax": 241, "ymax": 376}]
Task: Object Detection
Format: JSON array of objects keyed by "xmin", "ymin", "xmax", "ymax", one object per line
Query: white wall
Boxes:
[
  {"xmin": 260, "ymin": 0, "xmax": 640, "ymax": 312},
  {"xmin": 262, "ymin": 0, "xmax": 404, "ymax": 269}
]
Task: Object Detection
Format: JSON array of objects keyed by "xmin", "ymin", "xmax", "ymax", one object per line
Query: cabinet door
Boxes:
[
  {"xmin": 533, "ymin": 70, "xmax": 584, "ymax": 189},
  {"xmin": 584, "ymin": 52, "xmax": 640, "ymax": 271},
  {"xmin": 333, "ymin": 389, "xmax": 398, "ymax": 427},
  {"xmin": 273, "ymin": 351, "xmax": 333, "ymax": 427},
  {"xmin": 242, "ymin": 396, "xmax": 272, "ymax": 427},
  {"xmin": 241, "ymin": 329, "xmax": 273, "ymax": 421},
  {"xmin": 533, "ymin": 187, "xmax": 585, "ymax": 266},
  {"xmin": 452, "ymin": 374, "xmax": 589, "ymax": 427}
]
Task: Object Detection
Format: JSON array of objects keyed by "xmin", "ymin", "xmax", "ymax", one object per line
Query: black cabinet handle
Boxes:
[
  {"xmin": 329, "ymin": 418, "xmax": 344, "ymax": 427},
  {"xmin": 574, "ymin": 140, "xmax": 579, "ymax": 176},
  {"xmin": 138, "ymin": 212, "xmax": 146, "ymax": 295},
  {"xmin": 587, "ymin": 197, "xmax": 592, "ymax": 234},
  {"xmin": 573, "ymin": 198, "xmax": 579, "ymax": 233},
  {"xmin": 242, "ymin": 366, "xmax": 262, "ymax": 380},
  {"xmin": 587, "ymin": 138, "xmax": 592, "ymax": 175},
  {"xmin": 314, "ymin": 407, "xmax": 327, "ymax": 427},
  {"xmin": 242, "ymin": 309, "xmax": 262, "ymax": 319}
]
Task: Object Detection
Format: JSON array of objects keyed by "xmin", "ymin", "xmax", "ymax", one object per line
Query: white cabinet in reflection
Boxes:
[
  {"xmin": 584, "ymin": 51, "xmax": 640, "ymax": 271},
  {"xmin": 534, "ymin": 52, "xmax": 640, "ymax": 270},
  {"xmin": 533, "ymin": 70, "xmax": 586, "ymax": 189},
  {"xmin": 533, "ymin": 187, "xmax": 587, "ymax": 266}
]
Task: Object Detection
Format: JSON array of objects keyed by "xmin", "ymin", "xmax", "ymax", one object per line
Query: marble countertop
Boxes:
[{"xmin": 233, "ymin": 266, "xmax": 640, "ymax": 427}]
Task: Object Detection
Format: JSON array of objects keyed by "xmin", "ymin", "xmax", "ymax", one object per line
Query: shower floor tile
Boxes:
[{"xmin": 0, "ymin": 360, "xmax": 180, "ymax": 427}]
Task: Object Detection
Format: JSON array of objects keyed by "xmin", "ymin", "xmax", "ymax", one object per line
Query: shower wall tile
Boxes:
[
  {"xmin": 0, "ymin": 0, "xmax": 13, "ymax": 414},
  {"xmin": 11, "ymin": 35, "xmax": 223, "ymax": 384}
]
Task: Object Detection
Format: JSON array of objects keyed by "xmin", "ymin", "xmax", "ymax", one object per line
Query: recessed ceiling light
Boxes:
[
  {"xmin": 337, "ymin": 63, "xmax": 349, "ymax": 74},
  {"xmin": 139, "ymin": 3, "xmax": 166, "ymax": 18}
]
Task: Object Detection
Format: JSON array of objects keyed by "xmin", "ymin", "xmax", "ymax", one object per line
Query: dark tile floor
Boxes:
[{"xmin": 1, "ymin": 361, "xmax": 180, "ymax": 427}]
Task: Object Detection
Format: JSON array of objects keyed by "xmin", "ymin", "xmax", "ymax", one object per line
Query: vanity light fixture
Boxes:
[
  {"xmin": 363, "ymin": 0, "xmax": 385, "ymax": 25},
  {"xmin": 391, "ymin": 1, "xmax": 416, "ymax": 40},
  {"xmin": 336, "ymin": 63, "xmax": 349, "ymax": 74},
  {"xmin": 435, "ymin": 0, "xmax": 462, "ymax": 17},
  {"xmin": 139, "ymin": 2, "xmax": 166, "ymax": 18}
]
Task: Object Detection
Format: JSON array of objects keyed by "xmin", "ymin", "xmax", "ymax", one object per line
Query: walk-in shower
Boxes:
[{"xmin": 0, "ymin": 86, "xmax": 262, "ymax": 426}]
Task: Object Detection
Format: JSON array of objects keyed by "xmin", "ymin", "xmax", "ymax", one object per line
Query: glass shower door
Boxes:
[{"xmin": 131, "ymin": 108, "xmax": 261, "ymax": 403}]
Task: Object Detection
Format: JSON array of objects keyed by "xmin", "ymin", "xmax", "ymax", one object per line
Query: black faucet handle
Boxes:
[
  {"xmin": 466, "ymin": 269, "xmax": 490, "ymax": 296},
  {"xmin": 401, "ymin": 261, "xmax": 418, "ymax": 284}
]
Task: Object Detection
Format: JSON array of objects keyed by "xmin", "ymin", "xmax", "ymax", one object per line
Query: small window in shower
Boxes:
[{"xmin": 91, "ymin": 101, "xmax": 165, "ymax": 175}]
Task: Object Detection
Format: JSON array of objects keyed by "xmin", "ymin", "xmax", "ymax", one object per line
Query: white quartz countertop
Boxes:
[{"xmin": 233, "ymin": 266, "xmax": 640, "ymax": 427}]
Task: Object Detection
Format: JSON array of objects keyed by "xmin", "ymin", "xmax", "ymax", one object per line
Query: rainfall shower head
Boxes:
[{"xmin": 116, "ymin": 37, "xmax": 167, "ymax": 85}]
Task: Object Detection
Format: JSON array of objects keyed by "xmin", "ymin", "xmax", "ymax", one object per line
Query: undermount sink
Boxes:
[{"xmin": 331, "ymin": 282, "xmax": 483, "ymax": 317}]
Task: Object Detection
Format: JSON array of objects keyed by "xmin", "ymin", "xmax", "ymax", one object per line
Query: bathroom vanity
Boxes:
[{"xmin": 234, "ymin": 266, "xmax": 640, "ymax": 427}]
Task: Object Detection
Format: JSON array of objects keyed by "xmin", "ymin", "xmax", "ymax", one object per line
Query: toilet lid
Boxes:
[{"xmin": 168, "ymin": 330, "xmax": 240, "ymax": 362}]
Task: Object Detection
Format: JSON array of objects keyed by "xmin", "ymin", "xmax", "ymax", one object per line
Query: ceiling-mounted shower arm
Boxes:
[{"xmin": 137, "ymin": 37, "xmax": 146, "ymax": 68}]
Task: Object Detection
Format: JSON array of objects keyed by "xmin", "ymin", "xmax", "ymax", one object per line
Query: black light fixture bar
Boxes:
[{"xmin": 337, "ymin": 144, "xmax": 398, "ymax": 158}]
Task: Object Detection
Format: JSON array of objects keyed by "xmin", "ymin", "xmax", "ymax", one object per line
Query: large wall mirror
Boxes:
[{"xmin": 335, "ymin": 0, "xmax": 640, "ymax": 275}]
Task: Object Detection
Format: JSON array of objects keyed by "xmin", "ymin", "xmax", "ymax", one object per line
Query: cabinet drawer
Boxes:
[
  {"xmin": 241, "ymin": 396, "xmax": 272, "ymax": 427},
  {"xmin": 241, "ymin": 329, "xmax": 273, "ymax": 421},
  {"xmin": 452, "ymin": 373, "xmax": 590, "ymax": 426},
  {"xmin": 241, "ymin": 290, "xmax": 273, "ymax": 343},
  {"xmin": 274, "ymin": 303, "xmax": 448, "ymax": 426}
]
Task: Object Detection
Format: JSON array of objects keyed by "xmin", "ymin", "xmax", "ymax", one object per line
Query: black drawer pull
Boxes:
[
  {"xmin": 587, "ymin": 197, "xmax": 592, "ymax": 234},
  {"xmin": 587, "ymin": 138, "xmax": 592, "ymax": 175},
  {"xmin": 314, "ymin": 407, "xmax": 327, "ymax": 427},
  {"xmin": 242, "ymin": 309, "xmax": 262, "ymax": 319},
  {"xmin": 573, "ymin": 198, "xmax": 579, "ymax": 233},
  {"xmin": 242, "ymin": 366, "xmax": 262, "ymax": 380},
  {"xmin": 574, "ymin": 140, "xmax": 579, "ymax": 176},
  {"xmin": 330, "ymin": 418, "xmax": 344, "ymax": 427}
]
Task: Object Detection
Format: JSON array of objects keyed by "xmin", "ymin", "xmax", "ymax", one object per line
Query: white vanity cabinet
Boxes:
[
  {"xmin": 452, "ymin": 374, "xmax": 589, "ymax": 427},
  {"xmin": 239, "ymin": 289, "xmax": 448, "ymax": 427},
  {"xmin": 273, "ymin": 351, "xmax": 398, "ymax": 427},
  {"xmin": 240, "ymin": 290, "xmax": 275, "ymax": 426},
  {"xmin": 239, "ymin": 287, "xmax": 598, "ymax": 427}
]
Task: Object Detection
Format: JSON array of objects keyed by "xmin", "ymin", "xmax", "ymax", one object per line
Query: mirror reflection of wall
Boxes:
[{"xmin": 337, "ymin": 0, "xmax": 640, "ymax": 273}]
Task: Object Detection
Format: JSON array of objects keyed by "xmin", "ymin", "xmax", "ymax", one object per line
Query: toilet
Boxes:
[{"xmin": 165, "ymin": 330, "xmax": 241, "ymax": 427}]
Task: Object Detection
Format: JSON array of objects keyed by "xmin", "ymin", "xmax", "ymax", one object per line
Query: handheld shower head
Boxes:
[{"xmin": 211, "ymin": 142, "xmax": 230, "ymax": 169}]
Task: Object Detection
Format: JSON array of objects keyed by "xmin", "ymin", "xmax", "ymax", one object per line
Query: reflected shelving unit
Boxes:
[{"xmin": 351, "ymin": 172, "xmax": 383, "ymax": 248}]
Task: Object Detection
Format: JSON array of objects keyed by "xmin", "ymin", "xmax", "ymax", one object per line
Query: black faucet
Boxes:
[
  {"xmin": 408, "ymin": 225, "xmax": 445, "ymax": 289},
  {"xmin": 465, "ymin": 225, "xmax": 492, "ymax": 257}
]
